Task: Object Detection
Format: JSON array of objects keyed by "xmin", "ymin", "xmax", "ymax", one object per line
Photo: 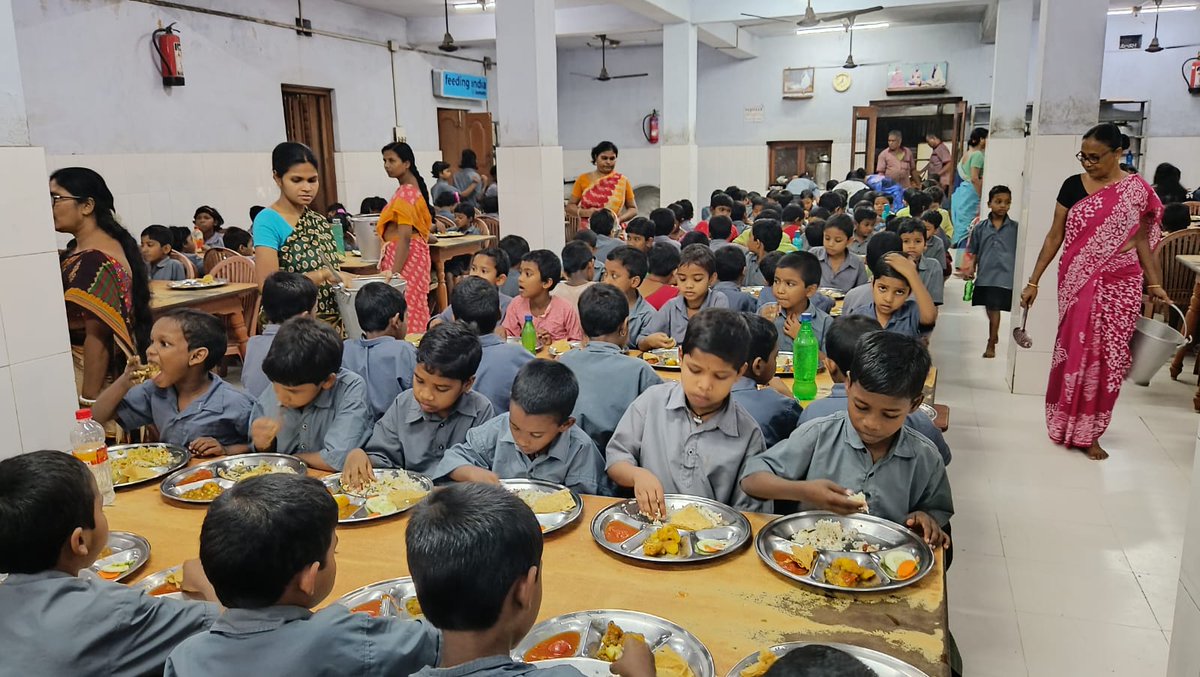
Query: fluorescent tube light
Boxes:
[
  {"xmin": 796, "ymin": 21, "xmax": 889, "ymax": 35},
  {"xmin": 1108, "ymin": 4, "xmax": 1197, "ymax": 15}
]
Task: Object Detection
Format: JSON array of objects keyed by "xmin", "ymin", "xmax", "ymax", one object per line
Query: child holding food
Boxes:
[
  {"xmin": 0, "ymin": 451, "xmax": 218, "ymax": 675},
  {"xmin": 250, "ymin": 317, "xmax": 372, "ymax": 472},
  {"xmin": 92, "ymin": 309, "xmax": 253, "ymax": 457},
  {"xmin": 500, "ymin": 249, "xmax": 584, "ymax": 343},
  {"xmin": 762, "ymin": 251, "xmax": 832, "ymax": 354},
  {"xmin": 432, "ymin": 360, "xmax": 610, "ymax": 496},
  {"xmin": 341, "ymin": 281, "xmax": 416, "ymax": 421},
  {"xmin": 164, "ymin": 474, "xmax": 440, "ymax": 676},
  {"xmin": 638, "ymin": 244, "xmax": 730, "ymax": 345},
  {"xmin": 141, "ymin": 224, "xmax": 188, "ymax": 281},
  {"xmin": 429, "ymin": 247, "xmax": 514, "ymax": 327},
  {"xmin": 739, "ymin": 331, "xmax": 953, "ymax": 548},
  {"xmin": 452, "ymin": 276, "xmax": 533, "ymax": 413},
  {"xmin": 602, "ymin": 246, "xmax": 665, "ymax": 351},
  {"xmin": 406, "ymin": 482, "xmax": 654, "ymax": 677},
  {"xmin": 731, "ymin": 313, "xmax": 802, "ymax": 448},
  {"xmin": 342, "ymin": 322, "xmax": 494, "ymax": 486},
  {"xmin": 607, "ymin": 308, "xmax": 768, "ymax": 517},
  {"xmin": 558, "ymin": 284, "xmax": 662, "ymax": 451},
  {"xmin": 243, "ymin": 271, "xmax": 318, "ymax": 398}
]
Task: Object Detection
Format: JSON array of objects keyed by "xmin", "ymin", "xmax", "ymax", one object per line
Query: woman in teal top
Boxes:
[{"xmin": 952, "ymin": 128, "xmax": 988, "ymax": 258}]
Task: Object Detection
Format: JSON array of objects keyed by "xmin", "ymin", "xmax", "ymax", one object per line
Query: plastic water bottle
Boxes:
[
  {"xmin": 521, "ymin": 315, "xmax": 537, "ymax": 353},
  {"xmin": 331, "ymin": 220, "xmax": 346, "ymax": 254},
  {"xmin": 793, "ymin": 232, "xmax": 807, "ymax": 250},
  {"xmin": 792, "ymin": 314, "xmax": 819, "ymax": 401},
  {"xmin": 882, "ymin": 203, "xmax": 892, "ymax": 220},
  {"xmin": 963, "ymin": 279, "xmax": 975, "ymax": 302},
  {"xmin": 72, "ymin": 409, "xmax": 114, "ymax": 506}
]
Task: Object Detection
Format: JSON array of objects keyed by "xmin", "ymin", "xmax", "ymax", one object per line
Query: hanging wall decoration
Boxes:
[
  {"xmin": 885, "ymin": 62, "xmax": 948, "ymax": 94},
  {"xmin": 782, "ymin": 67, "xmax": 816, "ymax": 99}
]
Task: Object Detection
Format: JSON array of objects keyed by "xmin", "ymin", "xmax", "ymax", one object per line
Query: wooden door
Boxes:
[
  {"xmin": 850, "ymin": 105, "xmax": 878, "ymax": 176},
  {"xmin": 437, "ymin": 108, "xmax": 494, "ymax": 178},
  {"xmin": 767, "ymin": 141, "xmax": 832, "ymax": 186},
  {"xmin": 950, "ymin": 99, "xmax": 967, "ymax": 173},
  {"xmin": 281, "ymin": 85, "xmax": 337, "ymax": 210}
]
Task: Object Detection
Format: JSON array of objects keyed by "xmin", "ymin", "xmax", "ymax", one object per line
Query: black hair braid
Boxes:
[
  {"xmin": 96, "ymin": 210, "xmax": 153, "ymax": 356},
  {"xmin": 413, "ymin": 170, "xmax": 436, "ymax": 221}
]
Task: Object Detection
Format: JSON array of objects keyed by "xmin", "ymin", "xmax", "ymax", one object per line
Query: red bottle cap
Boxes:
[{"xmin": 75, "ymin": 409, "xmax": 92, "ymax": 421}]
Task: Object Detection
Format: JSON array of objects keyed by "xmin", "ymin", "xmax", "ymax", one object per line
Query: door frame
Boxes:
[
  {"xmin": 436, "ymin": 108, "xmax": 494, "ymax": 179},
  {"xmin": 281, "ymin": 84, "xmax": 338, "ymax": 209},
  {"xmin": 858, "ymin": 96, "xmax": 967, "ymax": 175}
]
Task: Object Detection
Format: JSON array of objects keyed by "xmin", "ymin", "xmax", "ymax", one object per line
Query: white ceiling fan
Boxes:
[{"xmin": 741, "ymin": 0, "xmax": 884, "ymax": 28}]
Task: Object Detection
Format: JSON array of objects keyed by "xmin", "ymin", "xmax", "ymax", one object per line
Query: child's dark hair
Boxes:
[
  {"xmin": 776, "ymin": 251, "xmax": 822, "ymax": 288},
  {"xmin": 759, "ymin": 250, "xmax": 784, "ymax": 286},
  {"xmin": 434, "ymin": 191, "xmax": 458, "ymax": 209},
  {"xmin": 478, "ymin": 193, "xmax": 499, "ymax": 215},
  {"xmin": 682, "ymin": 307, "xmax": 750, "ymax": 369},
  {"xmin": 896, "ymin": 218, "xmax": 927, "ymax": 240},
  {"xmin": 805, "ymin": 220, "xmax": 826, "ymax": 248},
  {"xmin": 141, "ymin": 224, "xmax": 174, "ymax": 248},
  {"xmin": 200, "ymin": 474, "xmax": 337, "ymax": 609},
  {"xmin": 169, "ymin": 226, "xmax": 191, "ymax": 252},
  {"xmin": 453, "ymin": 203, "xmax": 477, "ymax": 220},
  {"xmin": 607, "ymin": 246, "xmax": 648, "ymax": 281},
  {"xmin": 432, "ymin": 160, "xmax": 451, "ymax": 177},
  {"xmin": 223, "ymin": 226, "xmax": 252, "ymax": 252},
  {"xmin": 649, "ymin": 208, "xmax": 676, "ymax": 237},
  {"xmin": 522, "ymin": 250, "xmax": 562, "ymax": 290},
  {"xmin": 261, "ymin": 271, "xmax": 318, "ymax": 324},
  {"xmin": 511, "ymin": 359, "xmax": 578, "ymax": 423},
  {"xmin": 1163, "ymin": 203, "xmax": 1191, "ymax": 233},
  {"xmin": 883, "ymin": 214, "xmax": 901, "ymax": 233},
  {"xmin": 262, "ymin": 317, "xmax": 342, "ymax": 387},
  {"xmin": 782, "ymin": 204, "xmax": 805, "ymax": 223},
  {"xmin": 560, "ymin": 240, "xmax": 594, "ymax": 275},
  {"xmin": 359, "ymin": 196, "xmax": 387, "ymax": 214},
  {"xmin": 852, "ymin": 206, "xmax": 877, "ymax": 226},
  {"xmin": 920, "ymin": 210, "xmax": 943, "ymax": 229},
  {"xmin": 870, "ymin": 259, "xmax": 911, "ymax": 290},
  {"xmin": 578, "ymin": 284, "xmax": 629, "ymax": 338},
  {"xmin": 988, "ymin": 185, "xmax": 1012, "ymax": 202},
  {"xmin": 588, "ymin": 208, "xmax": 616, "ymax": 236},
  {"xmin": 250, "ymin": 205, "xmax": 266, "ymax": 222},
  {"xmin": 708, "ymin": 215, "xmax": 734, "ymax": 241},
  {"xmin": 865, "ymin": 231, "xmax": 903, "ymax": 270},
  {"xmin": 679, "ymin": 243, "xmax": 717, "ymax": 275},
  {"xmin": 452, "ymin": 276, "xmax": 502, "ymax": 334},
  {"xmin": 817, "ymin": 191, "xmax": 844, "ymax": 213},
  {"xmin": 194, "ymin": 205, "xmax": 225, "ymax": 229},
  {"xmin": 354, "ymin": 281, "xmax": 407, "ymax": 334},
  {"xmin": 741, "ymin": 312, "xmax": 778, "ymax": 364},
  {"xmin": 625, "ymin": 217, "xmax": 655, "ymax": 240},
  {"xmin": 668, "ymin": 202, "xmax": 685, "ymax": 223},
  {"xmin": 730, "ymin": 202, "xmax": 747, "ymax": 222},
  {"xmin": 0, "ymin": 451, "xmax": 95, "ymax": 574},
  {"xmin": 647, "ymin": 242, "xmax": 682, "ymax": 277},
  {"xmin": 903, "ymin": 189, "xmax": 933, "ymax": 215},
  {"xmin": 808, "ymin": 206, "xmax": 831, "ymax": 221},
  {"xmin": 924, "ymin": 185, "xmax": 945, "ymax": 205},
  {"xmin": 776, "ymin": 190, "xmax": 794, "ymax": 207},
  {"xmin": 824, "ymin": 213, "xmax": 855, "ymax": 239},
  {"xmin": 751, "ymin": 219, "xmax": 783, "ymax": 250},
  {"xmin": 762, "ymin": 644, "xmax": 877, "ymax": 677},
  {"xmin": 710, "ymin": 192, "xmax": 734, "ymax": 210},
  {"xmin": 406, "ymin": 482, "xmax": 543, "ymax": 631},
  {"xmin": 163, "ymin": 309, "xmax": 229, "ymax": 370},
  {"xmin": 417, "ymin": 321, "xmax": 483, "ymax": 382},
  {"xmin": 825, "ymin": 314, "xmax": 884, "ymax": 376},
  {"xmin": 680, "ymin": 231, "xmax": 710, "ymax": 248},
  {"xmin": 572, "ymin": 228, "xmax": 598, "ymax": 248},
  {"xmin": 498, "ymin": 235, "xmax": 530, "ymax": 270},
  {"xmin": 475, "ymin": 247, "xmax": 510, "ymax": 275},
  {"xmin": 849, "ymin": 330, "xmax": 931, "ymax": 401},
  {"xmin": 677, "ymin": 199, "xmax": 695, "ymax": 220},
  {"xmin": 714, "ymin": 246, "xmax": 746, "ymax": 282}
]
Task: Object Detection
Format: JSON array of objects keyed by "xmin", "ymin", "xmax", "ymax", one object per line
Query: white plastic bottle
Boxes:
[{"xmin": 71, "ymin": 408, "xmax": 114, "ymax": 505}]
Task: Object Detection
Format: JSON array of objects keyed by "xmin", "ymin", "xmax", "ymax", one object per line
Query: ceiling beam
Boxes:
[
  {"xmin": 607, "ymin": 0, "xmax": 692, "ymax": 24},
  {"xmin": 690, "ymin": 0, "xmax": 963, "ymax": 24},
  {"xmin": 980, "ymin": 0, "xmax": 998, "ymax": 43},
  {"xmin": 697, "ymin": 23, "xmax": 759, "ymax": 59},
  {"xmin": 405, "ymin": 4, "xmax": 660, "ymax": 47}
]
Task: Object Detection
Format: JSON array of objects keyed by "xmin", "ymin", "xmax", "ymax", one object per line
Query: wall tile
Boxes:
[
  {"xmin": 1180, "ymin": 435, "xmax": 1200, "ymax": 599},
  {"xmin": 0, "ymin": 367, "xmax": 21, "ymax": 459},
  {"xmin": 10, "ymin": 352, "xmax": 76, "ymax": 453},
  {"xmin": 0, "ymin": 146, "xmax": 58, "ymax": 259},
  {"xmin": 0, "ymin": 252, "xmax": 71, "ymax": 364}
]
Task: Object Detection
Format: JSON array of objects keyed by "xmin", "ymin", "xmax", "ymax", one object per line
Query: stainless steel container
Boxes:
[
  {"xmin": 335, "ymin": 275, "xmax": 407, "ymax": 340},
  {"xmin": 349, "ymin": 214, "xmax": 382, "ymax": 264}
]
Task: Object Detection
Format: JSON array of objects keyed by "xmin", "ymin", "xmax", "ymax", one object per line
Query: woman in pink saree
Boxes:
[
  {"xmin": 1022, "ymin": 123, "xmax": 1170, "ymax": 460},
  {"xmin": 566, "ymin": 141, "xmax": 638, "ymax": 228}
]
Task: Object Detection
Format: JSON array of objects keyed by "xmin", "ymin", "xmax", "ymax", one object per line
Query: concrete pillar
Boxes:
[
  {"xmin": 658, "ymin": 22, "xmax": 698, "ymax": 208},
  {"xmin": 494, "ymin": 0, "xmax": 565, "ymax": 252},
  {"xmin": 1007, "ymin": 0, "xmax": 1107, "ymax": 395}
]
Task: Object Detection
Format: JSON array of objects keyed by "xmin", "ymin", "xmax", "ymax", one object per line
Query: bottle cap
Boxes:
[
  {"xmin": 75, "ymin": 408, "xmax": 92, "ymax": 421},
  {"xmin": 525, "ymin": 315, "xmax": 533, "ymax": 321},
  {"xmin": 800, "ymin": 312, "xmax": 813, "ymax": 322}
]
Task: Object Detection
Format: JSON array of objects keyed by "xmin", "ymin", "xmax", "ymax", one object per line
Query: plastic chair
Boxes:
[
  {"xmin": 203, "ymin": 247, "xmax": 238, "ymax": 273},
  {"xmin": 169, "ymin": 250, "xmax": 196, "ymax": 278},
  {"xmin": 480, "ymin": 215, "xmax": 499, "ymax": 239},
  {"xmin": 434, "ymin": 215, "xmax": 457, "ymax": 232},
  {"xmin": 472, "ymin": 217, "xmax": 491, "ymax": 237},
  {"xmin": 207, "ymin": 256, "xmax": 259, "ymax": 359}
]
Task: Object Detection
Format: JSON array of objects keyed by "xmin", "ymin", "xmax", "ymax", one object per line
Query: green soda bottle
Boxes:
[
  {"xmin": 521, "ymin": 315, "xmax": 537, "ymax": 353},
  {"xmin": 792, "ymin": 313, "xmax": 819, "ymax": 401},
  {"xmin": 963, "ymin": 279, "xmax": 975, "ymax": 302}
]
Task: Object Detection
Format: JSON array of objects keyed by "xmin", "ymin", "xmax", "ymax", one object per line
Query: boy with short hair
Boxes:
[
  {"xmin": 243, "ymin": 271, "xmax": 317, "ymax": 398},
  {"xmin": 501, "ymin": 249, "xmax": 584, "ymax": 343},
  {"xmin": 433, "ymin": 360, "xmax": 610, "ymax": 496},
  {"xmin": 549, "ymin": 240, "xmax": 596, "ymax": 309},
  {"xmin": 640, "ymin": 242, "xmax": 682, "ymax": 310},
  {"xmin": 433, "ymin": 191, "xmax": 458, "ymax": 223},
  {"xmin": 756, "ymin": 250, "xmax": 784, "ymax": 309},
  {"xmin": 603, "ymin": 246, "xmax": 667, "ymax": 350},
  {"xmin": 452, "ymin": 276, "xmax": 533, "ymax": 413},
  {"xmin": 648, "ymin": 207, "xmax": 682, "ymax": 250},
  {"xmin": 608, "ymin": 308, "xmax": 767, "ymax": 517},
  {"xmin": 1163, "ymin": 202, "xmax": 1191, "ymax": 233},
  {"xmin": 740, "ymin": 331, "xmax": 952, "ymax": 547},
  {"xmin": 165, "ymin": 474, "xmax": 439, "ymax": 676},
  {"xmin": 765, "ymin": 251, "xmax": 833, "ymax": 353},
  {"xmin": 588, "ymin": 208, "xmax": 624, "ymax": 280},
  {"xmin": 93, "ymin": 309, "xmax": 254, "ymax": 457},
  {"xmin": 896, "ymin": 188, "xmax": 933, "ymax": 220},
  {"xmin": 624, "ymin": 216, "xmax": 655, "ymax": 253},
  {"xmin": 707, "ymin": 215, "xmax": 738, "ymax": 249},
  {"xmin": 342, "ymin": 282, "xmax": 417, "ymax": 422},
  {"xmin": 713, "ymin": 247, "xmax": 759, "ymax": 313},
  {"xmin": 141, "ymin": 224, "xmax": 188, "ymax": 281},
  {"xmin": 560, "ymin": 285, "xmax": 662, "ymax": 450},
  {"xmin": 919, "ymin": 211, "xmax": 948, "ymax": 275},
  {"xmin": 963, "ymin": 185, "xmax": 1018, "ymax": 358},
  {"xmin": 849, "ymin": 206, "xmax": 877, "ymax": 257},
  {"xmin": 222, "ymin": 227, "xmax": 254, "ymax": 258},
  {"xmin": 810, "ymin": 214, "xmax": 867, "ymax": 292},
  {"xmin": 680, "ymin": 231, "xmax": 710, "ymax": 248},
  {"xmin": 0, "ymin": 451, "xmax": 218, "ymax": 676},
  {"xmin": 344, "ymin": 322, "xmax": 494, "ymax": 483},
  {"xmin": 453, "ymin": 203, "xmax": 479, "ymax": 234},
  {"xmin": 732, "ymin": 313, "xmax": 802, "ymax": 447},
  {"xmin": 923, "ymin": 185, "xmax": 954, "ymax": 240},
  {"xmin": 407, "ymin": 483, "xmax": 652, "ymax": 677},
  {"xmin": 841, "ymin": 232, "xmax": 903, "ymax": 315},
  {"xmin": 497, "ymin": 235, "xmax": 530, "ymax": 299},
  {"xmin": 694, "ymin": 192, "xmax": 735, "ymax": 237},
  {"xmin": 250, "ymin": 317, "xmax": 373, "ymax": 471},
  {"xmin": 847, "ymin": 254, "xmax": 938, "ymax": 337},
  {"xmin": 744, "ymin": 218, "xmax": 784, "ymax": 285},
  {"xmin": 640, "ymin": 244, "xmax": 731, "ymax": 344},
  {"xmin": 431, "ymin": 247, "xmax": 514, "ymax": 327},
  {"xmin": 799, "ymin": 315, "xmax": 951, "ymax": 466},
  {"xmin": 896, "ymin": 218, "xmax": 945, "ymax": 306}
]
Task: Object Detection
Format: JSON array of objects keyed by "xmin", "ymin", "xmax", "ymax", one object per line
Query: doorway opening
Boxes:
[
  {"xmin": 767, "ymin": 140, "xmax": 833, "ymax": 188},
  {"xmin": 281, "ymin": 85, "xmax": 338, "ymax": 211},
  {"xmin": 850, "ymin": 97, "xmax": 966, "ymax": 182},
  {"xmin": 436, "ymin": 108, "xmax": 494, "ymax": 183}
]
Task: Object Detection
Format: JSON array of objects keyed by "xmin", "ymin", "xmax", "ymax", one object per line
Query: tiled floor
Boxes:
[{"xmin": 936, "ymin": 278, "xmax": 1197, "ymax": 677}]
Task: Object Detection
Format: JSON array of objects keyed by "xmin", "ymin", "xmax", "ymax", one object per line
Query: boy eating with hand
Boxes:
[
  {"xmin": 501, "ymin": 250, "xmax": 584, "ymax": 344},
  {"xmin": 740, "ymin": 331, "xmax": 952, "ymax": 548},
  {"xmin": 639, "ymin": 244, "xmax": 730, "ymax": 345},
  {"xmin": 848, "ymin": 253, "xmax": 938, "ymax": 337},
  {"xmin": 92, "ymin": 309, "xmax": 253, "ymax": 458},
  {"xmin": 731, "ymin": 313, "xmax": 802, "ymax": 448},
  {"xmin": 141, "ymin": 224, "xmax": 188, "ymax": 281},
  {"xmin": 342, "ymin": 281, "xmax": 417, "ymax": 421}
]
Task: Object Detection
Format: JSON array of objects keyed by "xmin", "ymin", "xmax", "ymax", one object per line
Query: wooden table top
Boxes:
[
  {"xmin": 108, "ymin": 479, "xmax": 949, "ymax": 676},
  {"xmin": 428, "ymin": 233, "xmax": 494, "ymax": 250},
  {"xmin": 1177, "ymin": 254, "xmax": 1200, "ymax": 275},
  {"xmin": 148, "ymin": 280, "xmax": 258, "ymax": 312}
]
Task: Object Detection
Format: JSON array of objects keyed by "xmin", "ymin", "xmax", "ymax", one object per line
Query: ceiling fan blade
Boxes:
[
  {"xmin": 1161, "ymin": 43, "xmax": 1200, "ymax": 49},
  {"xmin": 609, "ymin": 73, "xmax": 650, "ymax": 79},
  {"xmin": 570, "ymin": 73, "xmax": 597, "ymax": 79},
  {"xmin": 820, "ymin": 6, "xmax": 884, "ymax": 24},
  {"xmin": 739, "ymin": 12, "xmax": 794, "ymax": 23}
]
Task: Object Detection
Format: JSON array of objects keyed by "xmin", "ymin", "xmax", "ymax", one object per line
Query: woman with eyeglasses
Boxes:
[
  {"xmin": 951, "ymin": 127, "xmax": 989, "ymax": 259},
  {"xmin": 1020, "ymin": 122, "xmax": 1170, "ymax": 461},
  {"xmin": 52, "ymin": 167, "xmax": 153, "ymax": 403}
]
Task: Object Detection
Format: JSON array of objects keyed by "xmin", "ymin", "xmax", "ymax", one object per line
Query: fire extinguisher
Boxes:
[
  {"xmin": 1185, "ymin": 52, "xmax": 1200, "ymax": 94},
  {"xmin": 642, "ymin": 110, "xmax": 659, "ymax": 144},
  {"xmin": 152, "ymin": 23, "xmax": 185, "ymax": 87}
]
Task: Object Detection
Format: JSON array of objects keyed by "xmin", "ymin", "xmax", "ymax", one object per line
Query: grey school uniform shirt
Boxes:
[
  {"xmin": 241, "ymin": 323, "xmax": 279, "ymax": 398},
  {"xmin": 558, "ymin": 341, "xmax": 662, "ymax": 451},
  {"xmin": 841, "ymin": 284, "xmax": 872, "ymax": 315},
  {"xmin": 474, "ymin": 333, "xmax": 534, "ymax": 413},
  {"xmin": 916, "ymin": 256, "xmax": 944, "ymax": 305},
  {"xmin": 606, "ymin": 381, "xmax": 768, "ymax": 512},
  {"xmin": 116, "ymin": 374, "xmax": 253, "ymax": 447},
  {"xmin": 713, "ymin": 281, "xmax": 758, "ymax": 313},
  {"xmin": 775, "ymin": 303, "xmax": 833, "ymax": 354},
  {"xmin": 626, "ymin": 294, "xmax": 656, "ymax": 350},
  {"xmin": 741, "ymin": 409, "xmax": 953, "ymax": 526},
  {"xmin": 968, "ymin": 217, "xmax": 1019, "ymax": 289},
  {"xmin": 164, "ymin": 605, "xmax": 440, "ymax": 677},
  {"xmin": 413, "ymin": 655, "xmax": 583, "ymax": 677},
  {"xmin": 341, "ymin": 336, "xmax": 417, "ymax": 421},
  {"xmin": 363, "ymin": 388, "xmax": 495, "ymax": 475},
  {"xmin": 592, "ymin": 234, "xmax": 624, "ymax": 281},
  {"xmin": 809, "ymin": 246, "xmax": 868, "ymax": 292},
  {"xmin": 434, "ymin": 292, "xmax": 513, "ymax": 327},
  {"xmin": 798, "ymin": 383, "xmax": 951, "ymax": 466},
  {"xmin": 847, "ymin": 298, "xmax": 923, "ymax": 337},
  {"xmin": 433, "ymin": 413, "xmax": 611, "ymax": 495},
  {"xmin": 744, "ymin": 250, "xmax": 767, "ymax": 287},
  {"xmin": 0, "ymin": 570, "xmax": 217, "ymax": 677},
  {"xmin": 250, "ymin": 368, "xmax": 372, "ymax": 470},
  {"xmin": 729, "ymin": 377, "xmax": 802, "ymax": 448},
  {"xmin": 149, "ymin": 257, "xmax": 188, "ymax": 281},
  {"xmin": 640, "ymin": 289, "xmax": 730, "ymax": 344}
]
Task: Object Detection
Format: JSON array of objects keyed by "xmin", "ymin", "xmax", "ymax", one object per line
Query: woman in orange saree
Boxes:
[
  {"xmin": 566, "ymin": 141, "xmax": 639, "ymax": 228},
  {"xmin": 378, "ymin": 142, "xmax": 434, "ymax": 332}
]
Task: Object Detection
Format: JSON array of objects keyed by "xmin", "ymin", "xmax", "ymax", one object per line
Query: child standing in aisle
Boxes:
[{"xmin": 962, "ymin": 185, "xmax": 1017, "ymax": 358}]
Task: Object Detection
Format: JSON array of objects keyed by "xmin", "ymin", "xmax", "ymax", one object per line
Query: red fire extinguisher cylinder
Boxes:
[
  {"xmin": 643, "ymin": 110, "xmax": 659, "ymax": 145},
  {"xmin": 154, "ymin": 24, "xmax": 185, "ymax": 87}
]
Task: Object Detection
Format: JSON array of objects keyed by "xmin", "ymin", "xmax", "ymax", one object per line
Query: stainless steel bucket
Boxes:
[
  {"xmin": 1128, "ymin": 305, "xmax": 1189, "ymax": 386},
  {"xmin": 335, "ymin": 275, "xmax": 407, "ymax": 340},
  {"xmin": 349, "ymin": 214, "xmax": 381, "ymax": 264}
]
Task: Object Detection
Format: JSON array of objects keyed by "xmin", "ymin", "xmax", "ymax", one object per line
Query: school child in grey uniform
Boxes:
[
  {"xmin": 559, "ymin": 285, "xmax": 662, "ymax": 451},
  {"xmin": 250, "ymin": 318, "xmax": 372, "ymax": 472},
  {"xmin": 407, "ymin": 483, "xmax": 654, "ymax": 677},
  {"xmin": 588, "ymin": 208, "xmax": 625, "ymax": 281},
  {"xmin": 141, "ymin": 225, "xmax": 188, "ymax": 281},
  {"xmin": 766, "ymin": 251, "xmax": 833, "ymax": 354},
  {"xmin": 164, "ymin": 474, "xmax": 440, "ymax": 676},
  {"xmin": 0, "ymin": 452, "xmax": 218, "ymax": 677},
  {"xmin": 741, "ymin": 331, "xmax": 953, "ymax": 550},
  {"xmin": 712, "ymin": 247, "xmax": 759, "ymax": 313},
  {"xmin": 243, "ymin": 272, "xmax": 318, "ymax": 398},
  {"xmin": 451, "ymin": 276, "xmax": 533, "ymax": 413},
  {"xmin": 92, "ymin": 309, "xmax": 254, "ymax": 458},
  {"xmin": 846, "ymin": 254, "xmax": 937, "ymax": 338},
  {"xmin": 730, "ymin": 313, "xmax": 803, "ymax": 448},
  {"xmin": 639, "ymin": 244, "xmax": 730, "ymax": 345},
  {"xmin": 342, "ymin": 282, "xmax": 417, "ymax": 422},
  {"xmin": 430, "ymin": 248, "xmax": 514, "ymax": 327},
  {"xmin": 497, "ymin": 235, "xmax": 530, "ymax": 300},
  {"xmin": 607, "ymin": 308, "xmax": 769, "ymax": 518},
  {"xmin": 602, "ymin": 246, "xmax": 658, "ymax": 351},
  {"xmin": 433, "ymin": 360, "xmax": 611, "ymax": 496},
  {"xmin": 346, "ymin": 322, "xmax": 494, "ymax": 483},
  {"xmin": 897, "ymin": 218, "xmax": 945, "ymax": 305}
]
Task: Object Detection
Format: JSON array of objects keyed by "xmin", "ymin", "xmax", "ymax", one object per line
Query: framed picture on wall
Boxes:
[
  {"xmin": 885, "ymin": 62, "xmax": 948, "ymax": 94},
  {"xmin": 782, "ymin": 67, "xmax": 815, "ymax": 99}
]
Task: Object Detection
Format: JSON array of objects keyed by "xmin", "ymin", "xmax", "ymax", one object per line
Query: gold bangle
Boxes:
[
  {"xmin": 1026, "ymin": 281, "xmax": 1038, "ymax": 289},
  {"xmin": 1147, "ymin": 284, "xmax": 1163, "ymax": 289}
]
